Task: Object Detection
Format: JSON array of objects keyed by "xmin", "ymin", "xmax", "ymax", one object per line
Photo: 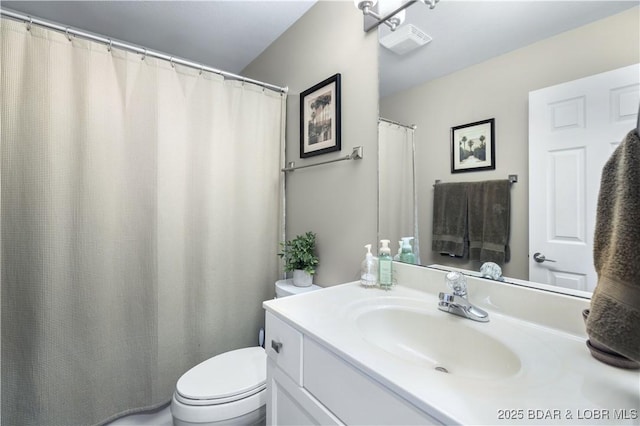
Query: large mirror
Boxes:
[{"xmin": 378, "ymin": 1, "xmax": 640, "ymax": 295}]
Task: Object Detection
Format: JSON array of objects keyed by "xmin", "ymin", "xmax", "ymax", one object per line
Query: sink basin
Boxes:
[{"xmin": 356, "ymin": 306, "xmax": 521, "ymax": 380}]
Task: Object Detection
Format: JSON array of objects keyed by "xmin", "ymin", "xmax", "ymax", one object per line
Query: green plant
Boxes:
[{"xmin": 278, "ymin": 232, "xmax": 319, "ymax": 275}]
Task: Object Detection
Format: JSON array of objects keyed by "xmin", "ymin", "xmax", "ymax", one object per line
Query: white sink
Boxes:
[
  {"xmin": 355, "ymin": 305, "xmax": 521, "ymax": 380},
  {"xmin": 265, "ymin": 272, "xmax": 637, "ymax": 425}
]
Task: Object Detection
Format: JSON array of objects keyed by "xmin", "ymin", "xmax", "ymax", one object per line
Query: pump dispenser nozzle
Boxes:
[
  {"xmin": 380, "ymin": 239, "xmax": 391, "ymax": 255},
  {"xmin": 401, "ymin": 237, "xmax": 414, "ymax": 248}
]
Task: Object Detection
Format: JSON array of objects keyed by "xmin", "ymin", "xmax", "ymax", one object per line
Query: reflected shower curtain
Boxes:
[
  {"xmin": 378, "ymin": 120, "xmax": 419, "ymax": 263},
  {"xmin": 1, "ymin": 19, "xmax": 285, "ymax": 425}
]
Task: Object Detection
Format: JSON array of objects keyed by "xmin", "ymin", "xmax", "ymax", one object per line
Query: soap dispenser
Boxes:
[
  {"xmin": 399, "ymin": 237, "xmax": 416, "ymax": 265},
  {"xmin": 360, "ymin": 244, "xmax": 378, "ymax": 288},
  {"xmin": 378, "ymin": 239, "xmax": 393, "ymax": 290},
  {"xmin": 393, "ymin": 240, "xmax": 402, "ymax": 261}
]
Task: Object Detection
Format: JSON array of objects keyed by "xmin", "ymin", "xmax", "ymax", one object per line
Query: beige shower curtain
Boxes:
[
  {"xmin": 378, "ymin": 120, "xmax": 419, "ymax": 262},
  {"xmin": 1, "ymin": 19, "xmax": 285, "ymax": 425}
]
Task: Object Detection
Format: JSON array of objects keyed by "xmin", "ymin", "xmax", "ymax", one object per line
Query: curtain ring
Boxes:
[
  {"xmin": 170, "ymin": 57, "xmax": 175, "ymax": 68},
  {"xmin": 65, "ymin": 28, "xmax": 72, "ymax": 42},
  {"xmin": 141, "ymin": 48, "xmax": 147, "ymax": 61},
  {"xmin": 26, "ymin": 17, "xmax": 32, "ymax": 31},
  {"xmin": 107, "ymin": 39, "xmax": 113, "ymax": 52},
  {"xmin": 199, "ymin": 65, "xmax": 204, "ymax": 76}
]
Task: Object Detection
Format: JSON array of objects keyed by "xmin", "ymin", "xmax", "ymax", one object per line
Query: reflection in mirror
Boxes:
[
  {"xmin": 377, "ymin": 1, "xmax": 640, "ymax": 294},
  {"xmin": 528, "ymin": 63, "xmax": 639, "ymax": 292},
  {"xmin": 378, "ymin": 118, "xmax": 420, "ymax": 264},
  {"xmin": 428, "ymin": 264, "xmax": 593, "ymax": 300}
]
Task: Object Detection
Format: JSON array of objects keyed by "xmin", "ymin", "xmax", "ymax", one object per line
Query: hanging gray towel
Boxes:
[
  {"xmin": 432, "ymin": 182, "xmax": 468, "ymax": 257},
  {"xmin": 587, "ymin": 129, "xmax": 640, "ymax": 363},
  {"xmin": 467, "ymin": 180, "xmax": 511, "ymax": 264}
]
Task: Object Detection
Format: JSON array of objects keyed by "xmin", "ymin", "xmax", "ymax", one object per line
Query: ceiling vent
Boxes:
[{"xmin": 379, "ymin": 24, "xmax": 432, "ymax": 55}]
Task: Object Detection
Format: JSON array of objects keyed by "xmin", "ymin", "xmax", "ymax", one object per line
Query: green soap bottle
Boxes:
[
  {"xmin": 378, "ymin": 239, "xmax": 393, "ymax": 290},
  {"xmin": 399, "ymin": 237, "xmax": 416, "ymax": 265}
]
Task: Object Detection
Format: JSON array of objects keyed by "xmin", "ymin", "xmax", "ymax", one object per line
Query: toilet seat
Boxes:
[
  {"xmin": 175, "ymin": 384, "xmax": 265, "ymax": 406},
  {"xmin": 175, "ymin": 346, "xmax": 266, "ymax": 407}
]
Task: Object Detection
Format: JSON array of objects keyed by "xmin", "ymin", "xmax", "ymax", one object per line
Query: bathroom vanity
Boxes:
[{"xmin": 263, "ymin": 263, "xmax": 639, "ymax": 425}]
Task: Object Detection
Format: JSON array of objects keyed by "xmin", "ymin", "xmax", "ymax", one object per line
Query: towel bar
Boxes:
[
  {"xmin": 282, "ymin": 146, "xmax": 363, "ymax": 172},
  {"xmin": 434, "ymin": 175, "xmax": 517, "ymax": 187}
]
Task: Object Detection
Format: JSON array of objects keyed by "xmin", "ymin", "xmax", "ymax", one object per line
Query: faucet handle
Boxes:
[
  {"xmin": 439, "ymin": 292, "xmax": 454, "ymax": 303},
  {"xmin": 445, "ymin": 271, "xmax": 467, "ymax": 297}
]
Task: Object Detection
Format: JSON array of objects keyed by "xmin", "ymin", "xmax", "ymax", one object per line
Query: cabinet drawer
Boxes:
[{"xmin": 265, "ymin": 311, "xmax": 303, "ymax": 385}]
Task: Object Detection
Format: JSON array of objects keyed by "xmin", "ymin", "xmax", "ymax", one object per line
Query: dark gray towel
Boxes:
[
  {"xmin": 467, "ymin": 180, "xmax": 510, "ymax": 264},
  {"xmin": 587, "ymin": 129, "xmax": 640, "ymax": 363},
  {"xmin": 432, "ymin": 182, "xmax": 468, "ymax": 257}
]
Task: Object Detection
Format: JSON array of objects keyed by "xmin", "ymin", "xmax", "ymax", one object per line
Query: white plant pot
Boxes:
[{"xmin": 292, "ymin": 269, "xmax": 313, "ymax": 287}]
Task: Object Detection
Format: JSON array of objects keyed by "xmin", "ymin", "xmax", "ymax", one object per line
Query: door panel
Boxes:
[
  {"xmin": 548, "ymin": 148, "xmax": 586, "ymax": 243},
  {"xmin": 529, "ymin": 64, "xmax": 639, "ymax": 291}
]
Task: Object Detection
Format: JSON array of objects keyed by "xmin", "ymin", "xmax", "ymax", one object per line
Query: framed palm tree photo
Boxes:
[
  {"xmin": 451, "ymin": 118, "xmax": 495, "ymax": 173},
  {"xmin": 300, "ymin": 74, "xmax": 341, "ymax": 158}
]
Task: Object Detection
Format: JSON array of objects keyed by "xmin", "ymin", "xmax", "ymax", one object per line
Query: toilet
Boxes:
[
  {"xmin": 275, "ymin": 278, "xmax": 321, "ymax": 298},
  {"xmin": 170, "ymin": 279, "xmax": 320, "ymax": 426}
]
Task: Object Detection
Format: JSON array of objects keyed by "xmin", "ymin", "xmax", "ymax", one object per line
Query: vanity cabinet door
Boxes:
[{"xmin": 267, "ymin": 355, "xmax": 343, "ymax": 425}]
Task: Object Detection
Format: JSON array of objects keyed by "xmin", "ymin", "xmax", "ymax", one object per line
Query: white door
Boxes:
[{"xmin": 529, "ymin": 64, "xmax": 639, "ymax": 291}]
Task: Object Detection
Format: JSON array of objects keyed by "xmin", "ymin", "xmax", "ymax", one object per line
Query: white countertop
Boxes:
[{"xmin": 263, "ymin": 264, "xmax": 640, "ymax": 425}]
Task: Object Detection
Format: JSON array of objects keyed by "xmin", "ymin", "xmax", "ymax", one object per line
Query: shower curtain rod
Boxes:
[
  {"xmin": 0, "ymin": 8, "xmax": 288, "ymax": 94},
  {"xmin": 379, "ymin": 117, "xmax": 417, "ymax": 130}
]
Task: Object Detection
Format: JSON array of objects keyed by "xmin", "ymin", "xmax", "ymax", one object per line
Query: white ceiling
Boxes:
[
  {"xmin": 2, "ymin": 1, "xmax": 637, "ymax": 97},
  {"xmin": 1, "ymin": 1, "xmax": 317, "ymax": 74},
  {"xmin": 378, "ymin": 1, "xmax": 638, "ymax": 97}
]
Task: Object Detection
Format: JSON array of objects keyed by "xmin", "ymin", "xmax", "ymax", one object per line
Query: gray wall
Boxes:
[
  {"xmin": 243, "ymin": 1, "xmax": 379, "ymax": 286},
  {"xmin": 380, "ymin": 7, "xmax": 639, "ymax": 280}
]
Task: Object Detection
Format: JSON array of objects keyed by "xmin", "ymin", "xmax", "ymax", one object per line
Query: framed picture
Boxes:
[
  {"xmin": 300, "ymin": 73, "xmax": 341, "ymax": 158},
  {"xmin": 451, "ymin": 118, "xmax": 495, "ymax": 173}
]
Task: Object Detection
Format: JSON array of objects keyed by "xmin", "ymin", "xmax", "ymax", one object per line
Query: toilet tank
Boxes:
[{"xmin": 275, "ymin": 279, "xmax": 321, "ymax": 298}]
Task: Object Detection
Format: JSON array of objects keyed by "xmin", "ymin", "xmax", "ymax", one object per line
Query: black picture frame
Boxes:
[
  {"xmin": 300, "ymin": 73, "xmax": 341, "ymax": 158},
  {"xmin": 451, "ymin": 118, "xmax": 495, "ymax": 173}
]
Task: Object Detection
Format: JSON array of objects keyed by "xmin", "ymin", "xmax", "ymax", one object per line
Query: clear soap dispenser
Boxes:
[
  {"xmin": 378, "ymin": 239, "xmax": 393, "ymax": 290},
  {"xmin": 360, "ymin": 244, "xmax": 378, "ymax": 288},
  {"xmin": 393, "ymin": 240, "xmax": 402, "ymax": 261}
]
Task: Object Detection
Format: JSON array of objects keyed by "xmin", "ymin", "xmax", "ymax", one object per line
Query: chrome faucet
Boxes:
[{"xmin": 438, "ymin": 271, "xmax": 489, "ymax": 322}]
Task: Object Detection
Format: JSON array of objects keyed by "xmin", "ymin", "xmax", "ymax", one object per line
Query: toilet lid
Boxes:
[{"xmin": 176, "ymin": 346, "xmax": 266, "ymax": 403}]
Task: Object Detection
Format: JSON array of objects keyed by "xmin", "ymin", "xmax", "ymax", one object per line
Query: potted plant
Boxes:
[{"xmin": 279, "ymin": 231, "xmax": 319, "ymax": 287}]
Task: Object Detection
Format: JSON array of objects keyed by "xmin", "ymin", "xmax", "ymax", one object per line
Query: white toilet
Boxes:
[{"xmin": 170, "ymin": 279, "xmax": 320, "ymax": 426}]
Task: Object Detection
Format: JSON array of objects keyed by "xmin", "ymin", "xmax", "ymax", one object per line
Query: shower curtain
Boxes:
[
  {"xmin": 1, "ymin": 19, "xmax": 285, "ymax": 425},
  {"xmin": 378, "ymin": 120, "xmax": 419, "ymax": 263}
]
